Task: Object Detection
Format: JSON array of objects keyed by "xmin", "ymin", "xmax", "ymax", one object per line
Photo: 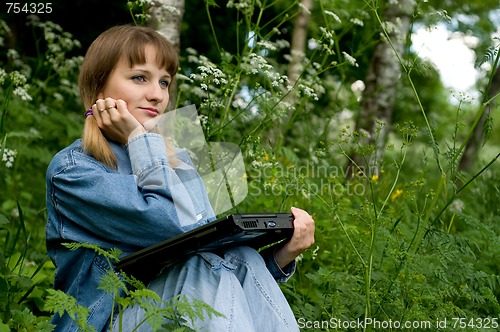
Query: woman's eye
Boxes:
[
  {"xmin": 132, "ymin": 75, "xmax": 146, "ymax": 82},
  {"xmin": 159, "ymin": 80, "xmax": 170, "ymax": 89}
]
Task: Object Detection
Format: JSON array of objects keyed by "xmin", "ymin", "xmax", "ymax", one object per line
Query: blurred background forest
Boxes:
[{"xmin": 1, "ymin": 0, "xmax": 500, "ymax": 330}]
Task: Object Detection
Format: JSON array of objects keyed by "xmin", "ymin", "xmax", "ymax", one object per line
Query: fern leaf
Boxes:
[{"xmin": 62, "ymin": 242, "xmax": 121, "ymax": 262}]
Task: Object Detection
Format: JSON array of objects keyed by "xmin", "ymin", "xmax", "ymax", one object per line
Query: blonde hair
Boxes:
[{"xmin": 79, "ymin": 25, "xmax": 179, "ymax": 168}]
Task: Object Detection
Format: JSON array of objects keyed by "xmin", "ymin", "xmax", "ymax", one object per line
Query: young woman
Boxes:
[{"xmin": 46, "ymin": 25, "xmax": 315, "ymax": 331}]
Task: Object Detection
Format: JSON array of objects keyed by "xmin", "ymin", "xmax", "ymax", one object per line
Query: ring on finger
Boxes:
[
  {"xmin": 98, "ymin": 108, "xmax": 106, "ymax": 112},
  {"xmin": 107, "ymin": 105, "xmax": 115, "ymax": 110}
]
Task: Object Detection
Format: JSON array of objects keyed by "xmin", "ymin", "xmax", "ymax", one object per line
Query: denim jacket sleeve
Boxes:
[
  {"xmin": 47, "ymin": 134, "xmax": 213, "ymax": 253},
  {"xmin": 260, "ymin": 245, "xmax": 296, "ymax": 282}
]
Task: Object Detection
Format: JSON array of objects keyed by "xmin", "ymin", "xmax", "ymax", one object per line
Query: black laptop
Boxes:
[{"xmin": 115, "ymin": 213, "xmax": 294, "ymax": 282}]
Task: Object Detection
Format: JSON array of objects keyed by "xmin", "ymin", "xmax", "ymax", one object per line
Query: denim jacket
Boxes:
[{"xmin": 46, "ymin": 133, "xmax": 294, "ymax": 332}]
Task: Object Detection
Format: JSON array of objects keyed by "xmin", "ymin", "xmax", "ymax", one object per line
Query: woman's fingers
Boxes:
[
  {"xmin": 92, "ymin": 98, "xmax": 113, "ymax": 124},
  {"xmin": 290, "ymin": 207, "xmax": 315, "ymax": 250},
  {"xmin": 91, "ymin": 98, "xmax": 142, "ymax": 144},
  {"xmin": 274, "ymin": 207, "xmax": 316, "ymax": 268}
]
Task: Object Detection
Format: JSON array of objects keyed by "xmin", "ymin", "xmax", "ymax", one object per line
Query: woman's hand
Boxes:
[
  {"xmin": 92, "ymin": 97, "xmax": 145, "ymax": 145},
  {"xmin": 274, "ymin": 207, "xmax": 315, "ymax": 268}
]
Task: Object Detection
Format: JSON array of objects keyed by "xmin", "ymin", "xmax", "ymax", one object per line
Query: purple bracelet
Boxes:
[{"xmin": 85, "ymin": 108, "xmax": 93, "ymax": 117}]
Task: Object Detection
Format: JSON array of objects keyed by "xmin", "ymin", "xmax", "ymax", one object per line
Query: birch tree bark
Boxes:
[
  {"xmin": 273, "ymin": 0, "xmax": 313, "ymax": 149},
  {"xmin": 148, "ymin": 0, "xmax": 185, "ymax": 53},
  {"xmin": 288, "ymin": 0, "xmax": 313, "ymax": 86},
  {"xmin": 348, "ymin": 0, "xmax": 416, "ymax": 176},
  {"xmin": 148, "ymin": 0, "xmax": 185, "ymax": 108},
  {"xmin": 458, "ymin": 67, "xmax": 500, "ymax": 171}
]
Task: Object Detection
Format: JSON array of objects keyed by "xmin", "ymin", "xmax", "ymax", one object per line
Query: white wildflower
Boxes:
[
  {"xmin": 186, "ymin": 47, "xmax": 198, "ymax": 55},
  {"xmin": 138, "ymin": 0, "xmax": 154, "ymax": 6},
  {"xmin": 325, "ymin": 11, "xmax": 341, "ymax": 24},
  {"xmin": 187, "ymin": 55, "xmax": 199, "ymax": 63},
  {"xmin": 308, "ymin": 39, "xmax": 319, "ymax": 50},
  {"xmin": 198, "ymin": 114, "xmax": 209, "ymax": 126},
  {"xmin": 298, "ymin": 2, "xmax": 311, "ymax": 15},
  {"xmin": 295, "ymin": 253, "xmax": 303, "ymax": 263},
  {"xmin": 381, "ymin": 21, "xmax": 398, "ymax": 35},
  {"xmin": 29, "ymin": 127, "xmax": 41, "ymax": 137},
  {"xmin": 298, "ymin": 84, "xmax": 319, "ymax": 100},
  {"xmin": 0, "ymin": 19, "xmax": 11, "ymax": 34},
  {"xmin": 311, "ymin": 246, "xmax": 319, "ymax": 260},
  {"xmin": 13, "ymin": 86, "xmax": 33, "ymax": 101},
  {"xmin": 163, "ymin": 5, "xmax": 181, "ymax": 16},
  {"xmin": 342, "ymin": 51, "xmax": 359, "ymax": 67},
  {"xmin": 232, "ymin": 96, "xmax": 248, "ymax": 109},
  {"xmin": 449, "ymin": 199, "xmax": 465, "ymax": 213},
  {"xmin": 176, "ymin": 73, "xmax": 192, "ymax": 83},
  {"xmin": 9, "ymin": 71, "xmax": 27, "ymax": 86},
  {"xmin": 351, "ymin": 18, "xmax": 364, "ymax": 26},
  {"xmin": 0, "ymin": 68, "xmax": 6, "ymax": 85},
  {"xmin": 319, "ymin": 27, "xmax": 333, "ymax": 40},
  {"xmin": 2, "ymin": 148, "xmax": 17, "ymax": 168},
  {"xmin": 275, "ymin": 39, "xmax": 290, "ymax": 49},
  {"xmin": 250, "ymin": 105, "xmax": 259, "ymax": 115},
  {"xmin": 351, "ymin": 80, "xmax": 365, "ymax": 98},
  {"xmin": 53, "ymin": 92, "xmax": 64, "ymax": 101},
  {"xmin": 39, "ymin": 104, "xmax": 49, "ymax": 114},
  {"xmin": 227, "ymin": 0, "xmax": 254, "ymax": 15},
  {"xmin": 257, "ymin": 40, "xmax": 277, "ymax": 51},
  {"xmin": 7, "ymin": 49, "xmax": 20, "ymax": 61}
]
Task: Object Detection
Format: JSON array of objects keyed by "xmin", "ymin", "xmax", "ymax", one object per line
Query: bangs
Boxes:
[{"xmin": 123, "ymin": 30, "xmax": 179, "ymax": 76}]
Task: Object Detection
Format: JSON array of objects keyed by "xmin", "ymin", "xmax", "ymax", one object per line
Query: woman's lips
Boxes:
[{"xmin": 141, "ymin": 107, "xmax": 159, "ymax": 117}]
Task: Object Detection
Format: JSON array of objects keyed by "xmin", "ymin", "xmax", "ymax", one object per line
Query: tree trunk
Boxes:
[
  {"xmin": 148, "ymin": 0, "xmax": 185, "ymax": 53},
  {"xmin": 273, "ymin": 0, "xmax": 313, "ymax": 149},
  {"xmin": 148, "ymin": 0, "xmax": 185, "ymax": 109},
  {"xmin": 288, "ymin": 0, "xmax": 313, "ymax": 86},
  {"xmin": 347, "ymin": 0, "xmax": 416, "ymax": 177},
  {"xmin": 458, "ymin": 67, "xmax": 500, "ymax": 171}
]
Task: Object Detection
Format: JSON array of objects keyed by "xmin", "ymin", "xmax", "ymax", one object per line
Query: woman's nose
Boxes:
[{"xmin": 146, "ymin": 83, "xmax": 165, "ymax": 102}]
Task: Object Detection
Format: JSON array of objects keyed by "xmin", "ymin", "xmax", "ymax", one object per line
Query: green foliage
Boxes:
[
  {"xmin": 479, "ymin": 37, "xmax": 499, "ymax": 67},
  {"xmin": 0, "ymin": 207, "xmax": 55, "ymax": 330},
  {"xmin": 42, "ymin": 243, "xmax": 224, "ymax": 331},
  {"xmin": 44, "ymin": 272, "xmax": 221, "ymax": 332},
  {"xmin": 0, "ymin": 14, "xmax": 86, "ymax": 332},
  {"xmin": 44, "ymin": 289, "xmax": 94, "ymax": 332},
  {"xmin": 1, "ymin": 0, "xmax": 500, "ymax": 331},
  {"xmin": 277, "ymin": 123, "xmax": 500, "ymax": 330},
  {"xmin": 0, "ymin": 16, "xmax": 83, "ymax": 212},
  {"xmin": 127, "ymin": 0, "xmax": 152, "ymax": 26},
  {"xmin": 178, "ymin": 2, "xmax": 500, "ymax": 328}
]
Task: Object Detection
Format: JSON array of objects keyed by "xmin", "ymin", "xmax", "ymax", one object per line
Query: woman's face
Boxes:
[{"xmin": 100, "ymin": 44, "xmax": 172, "ymax": 125}]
